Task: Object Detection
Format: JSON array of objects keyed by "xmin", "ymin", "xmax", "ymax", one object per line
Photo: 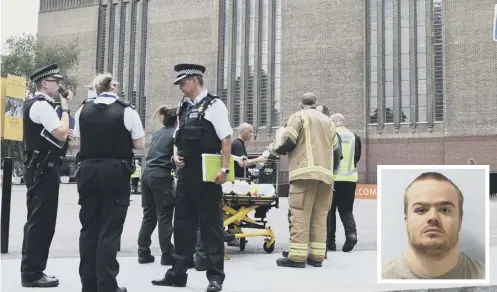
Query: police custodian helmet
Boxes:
[
  {"xmin": 29, "ymin": 64, "xmax": 64, "ymax": 83},
  {"xmin": 173, "ymin": 63, "xmax": 206, "ymax": 85}
]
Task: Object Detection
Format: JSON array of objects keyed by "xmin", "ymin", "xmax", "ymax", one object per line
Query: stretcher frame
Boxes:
[{"xmin": 222, "ymin": 156, "xmax": 280, "ymax": 257}]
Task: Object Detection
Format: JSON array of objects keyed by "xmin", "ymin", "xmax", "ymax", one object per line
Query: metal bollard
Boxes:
[{"xmin": 1, "ymin": 157, "xmax": 13, "ymax": 254}]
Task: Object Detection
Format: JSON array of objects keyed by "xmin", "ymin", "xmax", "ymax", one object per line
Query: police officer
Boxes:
[
  {"xmin": 152, "ymin": 64, "xmax": 233, "ymax": 292},
  {"xmin": 327, "ymin": 113, "xmax": 361, "ymax": 252},
  {"xmin": 137, "ymin": 106, "xmax": 177, "ymax": 265},
  {"xmin": 72, "ymin": 73, "xmax": 145, "ymax": 292},
  {"xmin": 21, "ymin": 64, "xmax": 73, "ymax": 288}
]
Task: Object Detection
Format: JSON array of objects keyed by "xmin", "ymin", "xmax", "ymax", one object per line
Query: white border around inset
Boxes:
[{"xmin": 376, "ymin": 165, "xmax": 490, "ymax": 286}]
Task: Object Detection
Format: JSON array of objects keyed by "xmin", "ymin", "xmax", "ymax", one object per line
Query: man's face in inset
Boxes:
[{"xmin": 405, "ymin": 179, "xmax": 462, "ymax": 257}]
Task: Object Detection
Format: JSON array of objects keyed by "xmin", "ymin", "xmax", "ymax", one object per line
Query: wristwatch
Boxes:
[{"xmin": 221, "ymin": 168, "xmax": 230, "ymax": 174}]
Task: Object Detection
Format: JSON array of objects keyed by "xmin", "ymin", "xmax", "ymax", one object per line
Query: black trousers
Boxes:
[
  {"xmin": 131, "ymin": 178, "xmax": 139, "ymax": 192},
  {"xmin": 137, "ymin": 169, "xmax": 175, "ymax": 259},
  {"xmin": 21, "ymin": 164, "xmax": 60, "ymax": 282},
  {"xmin": 168, "ymin": 161, "xmax": 225, "ymax": 283},
  {"xmin": 327, "ymin": 181, "xmax": 357, "ymax": 244},
  {"xmin": 77, "ymin": 160, "xmax": 131, "ymax": 292}
]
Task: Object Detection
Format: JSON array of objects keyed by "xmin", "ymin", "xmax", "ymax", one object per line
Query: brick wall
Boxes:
[
  {"xmin": 37, "ymin": 5, "xmax": 100, "ymax": 112},
  {"xmin": 37, "ymin": 0, "xmax": 497, "ymax": 184},
  {"xmin": 145, "ymin": 0, "xmax": 219, "ymax": 134}
]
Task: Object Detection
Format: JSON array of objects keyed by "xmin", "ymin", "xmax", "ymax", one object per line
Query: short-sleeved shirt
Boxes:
[
  {"xmin": 231, "ymin": 138, "xmax": 247, "ymax": 178},
  {"xmin": 382, "ymin": 252, "xmax": 485, "ymax": 280},
  {"xmin": 73, "ymin": 92, "xmax": 145, "ymax": 140},
  {"xmin": 173, "ymin": 89, "xmax": 233, "ymax": 141},
  {"xmin": 29, "ymin": 92, "xmax": 61, "ymax": 133}
]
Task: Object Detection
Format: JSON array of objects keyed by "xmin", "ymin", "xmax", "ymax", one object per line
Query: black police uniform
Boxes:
[
  {"xmin": 152, "ymin": 64, "xmax": 225, "ymax": 292},
  {"xmin": 77, "ymin": 96, "xmax": 134, "ymax": 292},
  {"xmin": 20, "ymin": 64, "xmax": 65, "ymax": 288},
  {"xmin": 137, "ymin": 122, "xmax": 176, "ymax": 265}
]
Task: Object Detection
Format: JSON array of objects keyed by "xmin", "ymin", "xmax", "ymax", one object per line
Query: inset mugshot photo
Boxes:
[{"xmin": 377, "ymin": 165, "xmax": 490, "ymax": 284}]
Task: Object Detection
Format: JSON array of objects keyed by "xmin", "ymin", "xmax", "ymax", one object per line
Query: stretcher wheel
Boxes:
[
  {"xmin": 263, "ymin": 240, "xmax": 275, "ymax": 253},
  {"xmin": 239, "ymin": 238, "xmax": 246, "ymax": 251}
]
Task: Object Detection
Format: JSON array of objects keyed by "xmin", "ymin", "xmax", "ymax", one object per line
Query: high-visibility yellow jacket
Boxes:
[
  {"xmin": 131, "ymin": 165, "xmax": 141, "ymax": 178},
  {"xmin": 333, "ymin": 126, "xmax": 358, "ymax": 183},
  {"xmin": 269, "ymin": 107, "xmax": 339, "ymax": 185}
]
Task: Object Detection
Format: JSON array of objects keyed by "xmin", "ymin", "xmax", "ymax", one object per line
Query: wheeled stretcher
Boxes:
[{"xmin": 222, "ymin": 156, "xmax": 280, "ymax": 256}]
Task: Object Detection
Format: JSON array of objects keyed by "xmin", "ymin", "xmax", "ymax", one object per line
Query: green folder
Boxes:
[{"xmin": 202, "ymin": 153, "xmax": 235, "ymax": 183}]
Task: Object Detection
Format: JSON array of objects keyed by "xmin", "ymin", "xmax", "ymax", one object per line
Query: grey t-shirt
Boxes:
[{"xmin": 382, "ymin": 252, "xmax": 485, "ymax": 280}]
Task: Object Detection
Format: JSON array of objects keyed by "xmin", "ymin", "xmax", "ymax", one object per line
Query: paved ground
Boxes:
[{"xmin": 1, "ymin": 184, "xmax": 496, "ymax": 292}]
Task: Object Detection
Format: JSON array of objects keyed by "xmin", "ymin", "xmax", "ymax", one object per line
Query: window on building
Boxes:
[
  {"xmin": 217, "ymin": 0, "xmax": 281, "ymax": 129},
  {"xmin": 96, "ymin": 0, "xmax": 149, "ymax": 127},
  {"xmin": 367, "ymin": 0, "xmax": 444, "ymax": 125},
  {"xmin": 96, "ymin": 5, "xmax": 107, "ymax": 74}
]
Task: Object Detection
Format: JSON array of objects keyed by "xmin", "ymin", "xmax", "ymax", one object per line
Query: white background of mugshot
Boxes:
[{"xmin": 379, "ymin": 168, "xmax": 487, "ymax": 266}]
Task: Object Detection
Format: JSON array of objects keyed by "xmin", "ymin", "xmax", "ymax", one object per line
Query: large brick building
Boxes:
[{"xmin": 37, "ymin": 0, "xmax": 497, "ymax": 184}]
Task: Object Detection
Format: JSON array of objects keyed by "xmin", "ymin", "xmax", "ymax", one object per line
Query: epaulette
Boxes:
[
  {"xmin": 115, "ymin": 98, "xmax": 135, "ymax": 109},
  {"xmin": 206, "ymin": 94, "xmax": 219, "ymax": 106},
  {"xmin": 82, "ymin": 97, "xmax": 96, "ymax": 105},
  {"xmin": 207, "ymin": 93, "xmax": 220, "ymax": 99},
  {"xmin": 208, "ymin": 98, "xmax": 218, "ymax": 106},
  {"xmin": 32, "ymin": 94, "xmax": 55, "ymax": 106},
  {"xmin": 34, "ymin": 94, "xmax": 46, "ymax": 101}
]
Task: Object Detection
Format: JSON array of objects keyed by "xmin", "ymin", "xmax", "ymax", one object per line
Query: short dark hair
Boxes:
[
  {"xmin": 320, "ymin": 105, "xmax": 330, "ymax": 116},
  {"xmin": 404, "ymin": 172, "xmax": 464, "ymax": 217},
  {"xmin": 301, "ymin": 93, "xmax": 317, "ymax": 106}
]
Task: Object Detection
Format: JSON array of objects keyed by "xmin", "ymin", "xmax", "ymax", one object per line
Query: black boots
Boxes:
[
  {"xmin": 21, "ymin": 274, "xmax": 59, "ymax": 288},
  {"xmin": 342, "ymin": 232, "xmax": 358, "ymax": 252},
  {"xmin": 207, "ymin": 280, "xmax": 223, "ymax": 292},
  {"xmin": 342, "ymin": 212, "xmax": 358, "ymax": 252},
  {"xmin": 280, "ymin": 251, "xmax": 323, "ymax": 267},
  {"xmin": 151, "ymin": 270, "xmax": 187, "ymax": 287},
  {"xmin": 276, "ymin": 257, "xmax": 305, "ymax": 268},
  {"xmin": 138, "ymin": 254, "xmax": 155, "ymax": 264},
  {"xmin": 327, "ymin": 211, "xmax": 358, "ymax": 252}
]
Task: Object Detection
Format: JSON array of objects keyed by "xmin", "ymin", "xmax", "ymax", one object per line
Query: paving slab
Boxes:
[
  {"xmin": 1, "ymin": 185, "xmax": 496, "ymax": 292},
  {"xmin": 1, "ymin": 249, "xmax": 496, "ymax": 292}
]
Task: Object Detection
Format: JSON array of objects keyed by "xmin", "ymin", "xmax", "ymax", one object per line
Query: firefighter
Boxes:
[{"xmin": 268, "ymin": 93, "xmax": 341, "ymax": 268}]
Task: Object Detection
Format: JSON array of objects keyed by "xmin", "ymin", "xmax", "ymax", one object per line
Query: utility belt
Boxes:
[
  {"xmin": 75, "ymin": 158, "xmax": 135, "ymax": 178},
  {"xmin": 177, "ymin": 149, "xmax": 219, "ymax": 162},
  {"xmin": 23, "ymin": 149, "xmax": 62, "ymax": 178}
]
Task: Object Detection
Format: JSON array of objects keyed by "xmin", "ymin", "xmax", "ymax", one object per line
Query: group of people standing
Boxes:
[
  {"xmin": 19, "ymin": 62, "xmax": 361, "ymax": 292},
  {"xmin": 21, "ymin": 63, "xmax": 146, "ymax": 292}
]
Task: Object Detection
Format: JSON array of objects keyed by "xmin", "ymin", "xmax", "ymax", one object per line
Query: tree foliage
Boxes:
[
  {"xmin": 1, "ymin": 34, "xmax": 80, "ymax": 165},
  {"xmin": 1, "ymin": 33, "xmax": 80, "ymax": 94}
]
